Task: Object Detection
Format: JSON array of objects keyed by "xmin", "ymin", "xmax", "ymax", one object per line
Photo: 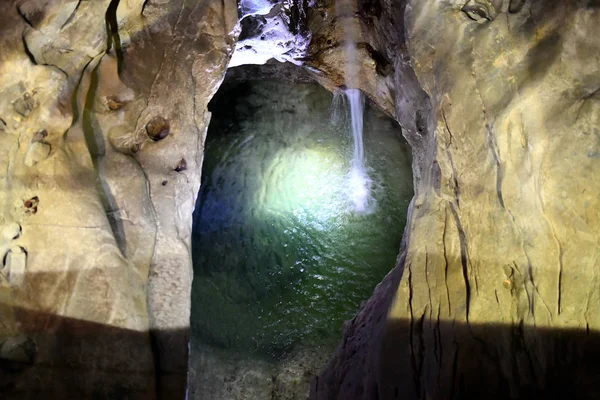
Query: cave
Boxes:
[
  {"xmin": 189, "ymin": 69, "xmax": 413, "ymax": 397},
  {"xmin": 0, "ymin": 0, "xmax": 599, "ymax": 399}
]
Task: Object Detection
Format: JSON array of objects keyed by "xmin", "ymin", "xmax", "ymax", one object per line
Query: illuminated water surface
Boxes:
[{"xmin": 191, "ymin": 79, "xmax": 413, "ymax": 358}]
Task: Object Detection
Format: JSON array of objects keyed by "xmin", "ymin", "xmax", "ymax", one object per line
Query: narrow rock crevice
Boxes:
[
  {"xmin": 106, "ymin": 0, "xmax": 124, "ymax": 73},
  {"xmin": 449, "ymin": 202, "xmax": 472, "ymax": 321},
  {"xmin": 81, "ymin": 54, "xmax": 128, "ymax": 255}
]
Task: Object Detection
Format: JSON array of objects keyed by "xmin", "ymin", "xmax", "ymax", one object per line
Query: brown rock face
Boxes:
[
  {"xmin": 0, "ymin": 0, "xmax": 238, "ymax": 398},
  {"xmin": 312, "ymin": 0, "xmax": 600, "ymax": 399}
]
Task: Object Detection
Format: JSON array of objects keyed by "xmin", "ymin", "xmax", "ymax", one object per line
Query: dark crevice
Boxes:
[
  {"xmin": 526, "ymin": 261, "xmax": 552, "ymax": 318},
  {"xmin": 239, "ymin": 15, "xmax": 267, "ymax": 41},
  {"xmin": 60, "ymin": 0, "xmax": 82, "ymax": 29},
  {"xmin": 142, "ymin": 0, "xmax": 151, "ymax": 15},
  {"xmin": 359, "ymin": 0, "xmax": 382, "ymax": 18},
  {"xmin": 486, "ymin": 124, "xmax": 505, "ymax": 209},
  {"xmin": 557, "ymin": 242, "xmax": 564, "ymax": 314},
  {"xmin": 287, "ymin": 0, "xmax": 301, "ymax": 35},
  {"xmin": 82, "ymin": 63, "xmax": 103, "ymax": 158},
  {"xmin": 441, "ymin": 106, "xmax": 454, "ymax": 144},
  {"xmin": 449, "ymin": 203, "xmax": 471, "ymax": 321},
  {"xmin": 21, "ymin": 34, "xmax": 37, "ymax": 65},
  {"xmin": 496, "ymin": 163, "xmax": 505, "ymax": 208},
  {"xmin": 509, "ymin": 0, "xmax": 526, "ymax": 13},
  {"xmin": 16, "ymin": 5, "xmax": 34, "ymax": 27},
  {"xmin": 106, "ymin": 0, "xmax": 124, "ymax": 73},
  {"xmin": 67, "ymin": 55, "xmax": 96, "ymax": 131},
  {"xmin": 2, "ymin": 250, "xmax": 9, "ymax": 267},
  {"xmin": 431, "ymin": 160, "xmax": 441, "ymax": 195},
  {"xmin": 365, "ymin": 43, "xmax": 393, "ymax": 76},
  {"xmin": 447, "ymin": 149, "xmax": 460, "ymax": 207},
  {"xmin": 415, "ymin": 110, "xmax": 427, "ymax": 136},
  {"xmin": 441, "ymin": 107, "xmax": 460, "ymax": 207},
  {"xmin": 82, "ymin": 56, "xmax": 127, "ymax": 255},
  {"xmin": 442, "ymin": 208, "xmax": 452, "ymax": 315}
]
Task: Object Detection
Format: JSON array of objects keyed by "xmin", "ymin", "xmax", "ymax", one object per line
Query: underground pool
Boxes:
[{"xmin": 189, "ymin": 75, "xmax": 413, "ymax": 398}]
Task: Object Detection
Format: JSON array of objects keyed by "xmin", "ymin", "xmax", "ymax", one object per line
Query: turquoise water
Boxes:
[{"xmin": 191, "ymin": 78, "xmax": 413, "ymax": 358}]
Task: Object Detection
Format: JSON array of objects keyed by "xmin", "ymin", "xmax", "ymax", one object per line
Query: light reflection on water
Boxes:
[{"xmin": 191, "ymin": 79, "xmax": 413, "ymax": 359}]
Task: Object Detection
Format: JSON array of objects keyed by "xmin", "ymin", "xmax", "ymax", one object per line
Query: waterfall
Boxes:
[
  {"xmin": 345, "ymin": 89, "xmax": 372, "ymax": 213},
  {"xmin": 347, "ymin": 89, "xmax": 364, "ymax": 168},
  {"xmin": 330, "ymin": 90, "xmax": 348, "ymax": 126},
  {"xmin": 336, "ymin": 3, "xmax": 373, "ymax": 213}
]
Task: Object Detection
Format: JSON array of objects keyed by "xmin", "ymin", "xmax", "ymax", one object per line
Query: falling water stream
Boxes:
[
  {"xmin": 338, "ymin": 0, "xmax": 373, "ymax": 214},
  {"xmin": 345, "ymin": 89, "xmax": 373, "ymax": 213}
]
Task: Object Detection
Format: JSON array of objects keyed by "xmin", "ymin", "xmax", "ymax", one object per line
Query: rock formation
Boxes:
[
  {"xmin": 312, "ymin": 0, "xmax": 600, "ymax": 399},
  {"xmin": 0, "ymin": 0, "xmax": 237, "ymax": 398},
  {"xmin": 0, "ymin": 0, "xmax": 598, "ymax": 398}
]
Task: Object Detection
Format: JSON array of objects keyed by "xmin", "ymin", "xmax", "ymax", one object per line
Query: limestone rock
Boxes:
[
  {"xmin": 12, "ymin": 91, "xmax": 36, "ymax": 117},
  {"xmin": 0, "ymin": 0, "xmax": 159, "ymax": 396},
  {"xmin": 24, "ymin": 141, "xmax": 50, "ymax": 167},
  {"xmin": 2, "ymin": 223, "xmax": 21, "ymax": 241},
  {"xmin": 3, "ymin": 246, "xmax": 27, "ymax": 286},
  {"xmin": 0, "ymin": 0, "xmax": 239, "ymax": 398},
  {"xmin": 302, "ymin": 0, "xmax": 398, "ymax": 117},
  {"xmin": 108, "ymin": 1, "xmax": 239, "ymax": 397},
  {"xmin": 312, "ymin": 0, "xmax": 600, "ymax": 399}
]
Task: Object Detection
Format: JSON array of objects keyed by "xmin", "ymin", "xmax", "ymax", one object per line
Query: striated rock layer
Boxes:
[{"xmin": 312, "ymin": 0, "xmax": 600, "ymax": 399}]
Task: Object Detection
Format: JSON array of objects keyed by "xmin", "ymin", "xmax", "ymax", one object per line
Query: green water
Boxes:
[{"xmin": 191, "ymin": 79, "xmax": 413, "ymax": 358}]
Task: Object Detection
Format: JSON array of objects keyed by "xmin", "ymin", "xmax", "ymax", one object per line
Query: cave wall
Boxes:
[
  {"xmin": 0, "ymin": 0, "xmax": 238, "ymax": 398},
  {"xmin": 312, "ymin": 0, "xmax": 600, "ymax": 399}
]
